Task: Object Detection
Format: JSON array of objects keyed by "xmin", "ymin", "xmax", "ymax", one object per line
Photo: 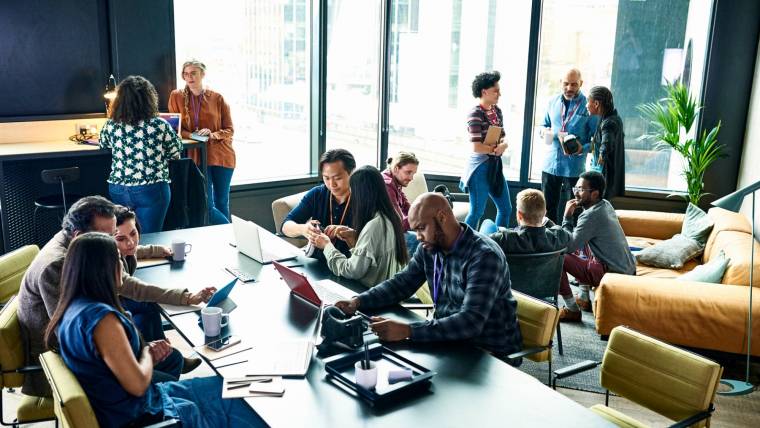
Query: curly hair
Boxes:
[
  {"xmin": 471, "ymin": 71, "xmax": 501, "ymax": 98},
  {"xmin": 109, "ymin": 75, "xmax": 159, "ymax": 126}
]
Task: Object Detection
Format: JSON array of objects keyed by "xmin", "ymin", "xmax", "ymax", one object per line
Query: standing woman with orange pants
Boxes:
[{"xmin": 169, "ymin": 59, "xmax": 235, "ymax": 224}]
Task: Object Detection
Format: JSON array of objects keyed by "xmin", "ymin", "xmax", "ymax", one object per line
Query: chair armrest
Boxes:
[
  {"xmin": 15, "ymin": 364, "xmax": 43, "ymax": 374},
  {"xmin": 146, "ymin": 419, "xmax": 181, "ymax": 428},
  {"xmin": 615, "ymin": 210, "xmax": 684, "ymax": 240},
  {"xmin": 552, "ymin": 360, "xmax": 600, "ymax": 389},
  {"xmin": 669, "ymin": 406, "xmax": 714, "ymax": 428},
  {"xmin": 508, "ymin": 346, "xmax": 547, "ymax": 360}
]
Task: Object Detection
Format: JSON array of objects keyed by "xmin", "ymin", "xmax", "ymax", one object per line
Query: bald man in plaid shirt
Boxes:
[{"xmin": 335, "ymin": 193, "xmax": 522, "ymax": 361}]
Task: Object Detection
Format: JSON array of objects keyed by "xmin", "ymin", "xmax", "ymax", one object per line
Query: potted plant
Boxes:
[{"xmin": 637, "ymin": 81, "xmax": 725, "ymax": 205}]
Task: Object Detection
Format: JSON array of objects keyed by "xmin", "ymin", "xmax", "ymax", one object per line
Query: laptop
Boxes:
[
  {"xmin": 272, "ymin": 260, "xmax": 355, "ymax": 306},
  {"xmin": 244, "ymin": 302, "xmax": 324, "ymax": 377},
  {"xmin": 158, "ymin": 112, "xmax": 182, "ymax": 134},
  {"xmin": 231, "ymin": 215, "xmax": 300, "ymax": 264},
  {"xmin": 205, "ymin": 277, "xmax": 238, "ymax": 313}
]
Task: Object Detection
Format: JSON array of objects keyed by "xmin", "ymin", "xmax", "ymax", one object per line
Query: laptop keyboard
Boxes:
[
  {"xmin": 312, "ymin": 281, "xmax": 351, "ymax": 305},
  {"xmin": 225, "ymin": 267, "xmax": 257, "ymax": 283}
]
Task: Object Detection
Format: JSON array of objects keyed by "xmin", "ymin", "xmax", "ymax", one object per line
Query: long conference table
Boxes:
[{"xmin": 136, "ymin": 224, "xmax": 613, "ymax": 427}]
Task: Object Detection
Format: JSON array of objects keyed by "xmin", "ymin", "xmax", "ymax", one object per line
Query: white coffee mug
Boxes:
[
  {"xmin": 543, "ymin": 127, "xmax": 553, "ymax": 145},
  {"xmin": 171, "ymin": 240, "xmax": 192, "ymax": 261},
  {"xmin": 354, "ymin": 361, "xmax": 378, "ymax": 390},
  {"xmin": 201, "ymin": 306, "xmax": 229, "ymax": 337}
]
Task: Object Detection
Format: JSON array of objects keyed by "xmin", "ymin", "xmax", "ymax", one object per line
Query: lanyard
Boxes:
[
  {"xmin": 433, "ymin": 253, "xmax": 443, "ymax": 306},
  {"xmin": 560, "ymin": 99, "xmax": 581, "ymax": 132},
  {"xmin": 191, "ymin": 93, "xmax": 202, "ymax": 131},
  {"xmin": 328, "ymin": 194, "xmax": 351, "ymax": 226}
]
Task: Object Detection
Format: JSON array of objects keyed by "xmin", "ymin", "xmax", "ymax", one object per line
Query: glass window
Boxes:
[
  {"xmin": 174, "ymin": 0, "xmax": 311, "ymax": 184},
  {"xmin": 386, "ymin": 0, "xmax": 532, "ymax": 180},
  {"xmin": 324, "ymin": 0, "xmax": 382, "ymax": 168},
  {"xmin": 530, "ymin": 0, "xmax": 714, "ymax": 191}
]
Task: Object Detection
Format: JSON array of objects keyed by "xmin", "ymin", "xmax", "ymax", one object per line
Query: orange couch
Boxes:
[{"xmin": 595, "ymin": 207, "xmax": 760, "ymax": 356}]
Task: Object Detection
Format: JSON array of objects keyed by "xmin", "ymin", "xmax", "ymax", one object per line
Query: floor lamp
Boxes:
[{"xmin": 711, "ymin": 180, "xmax": 760, "ymax": 396}]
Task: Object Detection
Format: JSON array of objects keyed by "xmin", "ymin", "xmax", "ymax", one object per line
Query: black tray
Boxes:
[{"xmin": 323, "ymin": 343, "xmax": 435, "ymax": 404}]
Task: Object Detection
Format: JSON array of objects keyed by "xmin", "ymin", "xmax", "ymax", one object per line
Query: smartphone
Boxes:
[{"xmin": 205, "ymin": 335, "xmax": 241, "ymax": 352}]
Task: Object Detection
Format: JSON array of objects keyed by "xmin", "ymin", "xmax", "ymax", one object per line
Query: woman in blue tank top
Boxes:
[{"xmin": 44, "ymin": 232, "xmax": 264, "ymax": 428}]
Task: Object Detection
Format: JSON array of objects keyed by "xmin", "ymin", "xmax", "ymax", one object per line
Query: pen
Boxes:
[{"xmin": 215, "ymin": 359, "xmax": 247, "ymax": 369}]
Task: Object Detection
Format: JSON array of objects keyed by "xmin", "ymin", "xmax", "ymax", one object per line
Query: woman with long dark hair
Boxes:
[
  {"xmin": 586, "ymin": 86, "xmax": 625, "ymax": 200},
  {"xmin": 168, "ymin": 59, "xmax": 235, "ymax": 225},
  {"xmin": 44, "ymin": 233, "xmax": 263, "ymax": 427},
  {"xmin": 99, "ymin": 75, "xmax": 184, "ymax": 233},
  {"xmin": 309, "ymin": 166, "xmax": 409, "ymax": 287}
]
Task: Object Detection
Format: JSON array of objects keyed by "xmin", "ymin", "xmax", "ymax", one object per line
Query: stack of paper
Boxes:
[{"xmin": 222, "ymin": 376, "xmax": 285, "ymax": 398}]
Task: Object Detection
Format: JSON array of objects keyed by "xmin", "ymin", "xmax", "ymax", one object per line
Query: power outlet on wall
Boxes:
[{"xmin": 75, "ymin": 123, "xmax": 98, "ymax": 136}]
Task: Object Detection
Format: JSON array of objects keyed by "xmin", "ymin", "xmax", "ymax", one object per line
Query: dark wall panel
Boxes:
[
  {"xmin": 0, "ymin": 0, "xmax": 110, "ymax": 117},
  {"xmin": 108, "ymin": 0, "xmax": 176, "ymax": 110}
]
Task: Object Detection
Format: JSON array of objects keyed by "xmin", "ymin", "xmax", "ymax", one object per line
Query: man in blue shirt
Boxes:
[
  {"xmin": 335, "ymin": 192, "xmax": 522, "ymax": 361},
  {"xmin": 282, "ymin": 149, "xmax": 356, "ymax": 260},
  {"xmin": 541, "ymin": 68, "xmax": 597, "ymax": 223}
]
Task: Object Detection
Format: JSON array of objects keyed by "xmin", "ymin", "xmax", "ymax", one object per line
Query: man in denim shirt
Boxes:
[
  {"xmin": 541, "ymin": 68, "xmax": 597, "ymax": 223},
  {"xmin": 334, "ymin": 193, "xmax": 522, "ymax": 361}
]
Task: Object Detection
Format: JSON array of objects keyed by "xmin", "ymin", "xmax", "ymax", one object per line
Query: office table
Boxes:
[
  {"xmin": 0, "ymin": 139, "xmax": 206, "ymax": 253},
  {"xmin": 137, "ymin": 225, "xmax": 613, "ymax": 427}
]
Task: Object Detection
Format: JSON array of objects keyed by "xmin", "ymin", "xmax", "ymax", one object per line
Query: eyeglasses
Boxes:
[
  {"xmin": 572, "ymin": 187, "xmax": 593, "ymax": 193},
  {"xmin": 182, "ymin": 70, "xmax": 201, "ymax": 78}
]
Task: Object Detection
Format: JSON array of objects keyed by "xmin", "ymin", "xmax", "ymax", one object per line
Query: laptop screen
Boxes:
[{"xmin": 158, "ymin": 112, "xmax": 182, "ymax": 134}]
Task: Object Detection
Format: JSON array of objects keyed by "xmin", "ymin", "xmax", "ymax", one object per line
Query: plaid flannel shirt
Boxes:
[{"xmin": 358, "ymin": 224, "xmax": 522, "ymax": 355}]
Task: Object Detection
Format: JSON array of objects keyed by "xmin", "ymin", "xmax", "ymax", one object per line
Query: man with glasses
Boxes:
[
  {"xmin": 558, "ymin": 171, "xmax": 635, "ymax": 322},
  {"xmin": 540, "ymin": 68, "xmax": 597, "ymax": 223}
]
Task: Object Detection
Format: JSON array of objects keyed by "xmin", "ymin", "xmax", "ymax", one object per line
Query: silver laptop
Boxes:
[
  {"xmin": 231, "ymin": 215, "xmax": 300, "ymax": 264},
  {"xmin": 244, "ymin": 304, "xmax": 324, "ymax": 377}
]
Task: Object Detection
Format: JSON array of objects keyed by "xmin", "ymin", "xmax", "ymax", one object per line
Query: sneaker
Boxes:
[
  {"xmin": 576, "ymin": 296, "xmax": 593, "ymax": 313},
  {"xmin": 559, "ymin": 307, "xmax": 582, "ymax": 323},
  {"xmin": 181, "ymin": 357, "xmax": 202, "ymax": 374}
]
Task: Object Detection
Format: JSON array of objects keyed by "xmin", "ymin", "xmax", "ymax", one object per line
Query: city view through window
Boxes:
[{"xmin": 175, "ymin": 0, "xmax": 714, "ymax": 190}]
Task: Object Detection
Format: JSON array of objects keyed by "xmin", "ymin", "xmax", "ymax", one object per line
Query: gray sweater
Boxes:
[
  {"xmin": 562, "ymin": 200, "xmax": 636, "ymax": 275},
  {"xmin": 17, "ymin": 231, "xmax": 188, "ymax": 396}
]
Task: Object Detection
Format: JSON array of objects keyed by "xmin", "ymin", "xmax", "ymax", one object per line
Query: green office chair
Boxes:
[
  {"xmin": 40, "ymin": 352, "xmax": 179, "ymax": 428},
  {"xmin": 0, "ymin": 245, "xmax": 39, "ymax": 307},
  {"xmin": 507, "ymin": 291, "xmax": 560, "ymax": 385},
  {"xmin": 0, "ymin": 296, "xmax": 55, "ymax": 427}
]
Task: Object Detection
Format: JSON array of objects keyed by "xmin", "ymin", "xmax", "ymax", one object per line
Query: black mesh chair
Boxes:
[
  {"xmin": 33, "ymin": 167, "xmax": 82, "ymax": 246},
  {"xmin": 506, "ymin": 248, "xmax": 566, "ymax": 355}
]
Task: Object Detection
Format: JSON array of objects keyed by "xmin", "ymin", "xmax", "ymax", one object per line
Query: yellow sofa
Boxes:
[{"xmin": 595, "ymin": 207, "xmax": 760, "ymax": 357}]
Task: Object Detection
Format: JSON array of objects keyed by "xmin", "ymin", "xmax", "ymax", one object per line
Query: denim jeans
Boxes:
[
  {"xmin": 206, "ymin": 166, "xmax": 234, "ymax": 225},
  {"xmin": 404, "ymin": 231, "xmax": 420, "ymax": 256},
  {"xmin": 479, "ymin": 219, "xmax": 498, "ymax": 235},
  {"xmin": 157, "ymin": 376, "xmax": 266, "ymax": 427},
  {"xmin": 121, "ymin": 298, "xmax": 183, "ymax": 381},
  {"xmin": 109, "ymin": 182, "xmax": 171, "ymax": 233},
  {"xmin": 460, "ymin": 161, "xmax": 512, "ymax": 230}
]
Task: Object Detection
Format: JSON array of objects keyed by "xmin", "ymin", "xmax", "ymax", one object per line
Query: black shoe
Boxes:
[{"xmin": 181, "ymin": 357, "xmax": 202, "ymax": 374}]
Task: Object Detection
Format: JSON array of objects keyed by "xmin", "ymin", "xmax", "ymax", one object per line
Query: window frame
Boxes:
[{"xmin": 227, "ymin": 0, "xmax": 717, "ymax": 201}]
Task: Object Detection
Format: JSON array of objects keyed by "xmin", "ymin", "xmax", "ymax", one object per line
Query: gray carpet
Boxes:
[{"xmin": 518, "ymin": 307, "xmax": 608, "ymax": 393}]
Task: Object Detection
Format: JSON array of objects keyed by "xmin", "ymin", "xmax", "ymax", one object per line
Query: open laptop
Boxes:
[
  {"xmin": 158, "ymin": 112, "xmax": 182, "ymax": 134},
  {"xmin": 231, "ymin": 215, "xmax": 300, "ymax": 264},
  {"xmin": 205, "ymin": 278, "xmax": 238, "ymax": 313},
  {"xmin": 272, "ymin": 260, "xmax": 356, "ymax": 306},
  {"xmin": 244, "ymin": 302, "xmax": 324, "ymax": 377}
]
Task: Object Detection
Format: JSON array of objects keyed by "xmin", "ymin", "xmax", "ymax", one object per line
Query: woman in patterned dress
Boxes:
[{"xmin": 100, "ymin": 76, "xmax": 184, "ymax": 233}]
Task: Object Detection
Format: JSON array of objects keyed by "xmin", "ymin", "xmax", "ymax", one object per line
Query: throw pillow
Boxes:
[
  {"xmin": 677, "ymin": 250, "xmax": 731, "ymax": 283},
  {"xmin": 636, "ymin": 234, "xmax": 703, "ymax": 269},
  {"xmin": 681, "ymin": 203, "xmax": 715, "ymax": 245}
]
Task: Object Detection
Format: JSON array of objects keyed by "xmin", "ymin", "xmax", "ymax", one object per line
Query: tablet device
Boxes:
[{"xmin": 206, "ymin": 278, "xmax": 238, "ymax": 309}]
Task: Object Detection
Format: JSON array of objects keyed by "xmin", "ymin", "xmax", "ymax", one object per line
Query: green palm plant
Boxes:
[{"xmin": 637, "ymin": 81, "xmax": 725, "ymax": 205}]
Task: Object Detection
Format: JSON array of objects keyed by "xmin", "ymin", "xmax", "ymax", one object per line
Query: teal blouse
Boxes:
[{"xmin": 99, "ymin": 117, "xmax": 184, "ymax": 185}]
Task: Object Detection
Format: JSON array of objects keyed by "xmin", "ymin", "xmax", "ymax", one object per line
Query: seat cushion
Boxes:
[
  {"xmin": 681, "ymin": 203, "xmax": 714, "ymax": 245},
  {"xmin": 590, "ymin": 404, "xmax": 647, "ymax": 428},
  {"xmin": 17, "ymin": 394, "xmax": 55, "ymax": 422},
  {"xmin": 514, "ymin": 292, "xmax": 558, "ymax": 363},
  {"xmin": 0, "ymin": 245, "xmax": 40, "ymax": 303},
  {"xmin": 635, "ymin": 234, "xmax": 702, "ymax": 269},
  {"xmin": 0, "ymin": 298, "xmax": 25, "ymax": 388}
]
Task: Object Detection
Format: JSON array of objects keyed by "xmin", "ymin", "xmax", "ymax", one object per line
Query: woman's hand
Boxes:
[
  {"xmin": 493, "ymin": 141, "xmax": 508, "ymax": 157},
  {"xmin": 147, "ymin": 340, "xmax": 173, "ymax": 364},
  {"xmin": 196, "ymin": 128, "xmax": 212, "ymax": 136},
  {"xmin": 308, "ymin": 232, "xmax": 332, "ymax": 250},
  {"xmin": 334, "ymin": 227, "xmax": 358, "ymax": 248},
  {"xmin": 597, "ymin": 155, "xmax": 605, "ymax": 166},
  {"xmin": 158, "ymin": 245, "xmax": 173, "ymax": 258}
]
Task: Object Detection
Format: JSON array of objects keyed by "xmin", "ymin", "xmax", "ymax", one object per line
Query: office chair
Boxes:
[
  {"xmin": 0, "ymin": 245, "xmax": 39, "ymax": 308},
  {"xmin": 508, "ymin": 291, "xmax": 560, "ymax": 385},
  {"xmin": 0, "ymin": 296, "xmax": 55, "ymax": 427},
  {"xmin": 33, "ymin": 167, "xmax": 82, "ymax": 246},
  {"xmin": 39, "ymin": 352, "xmax": 179, "ymax": 428},
  {"xmin": 505, "ymin": 248, "xmax": 566, "ymax": 355},
  {"xmin": 552, "ymin": 326, "xmax": 723, "ymax": 428}
]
